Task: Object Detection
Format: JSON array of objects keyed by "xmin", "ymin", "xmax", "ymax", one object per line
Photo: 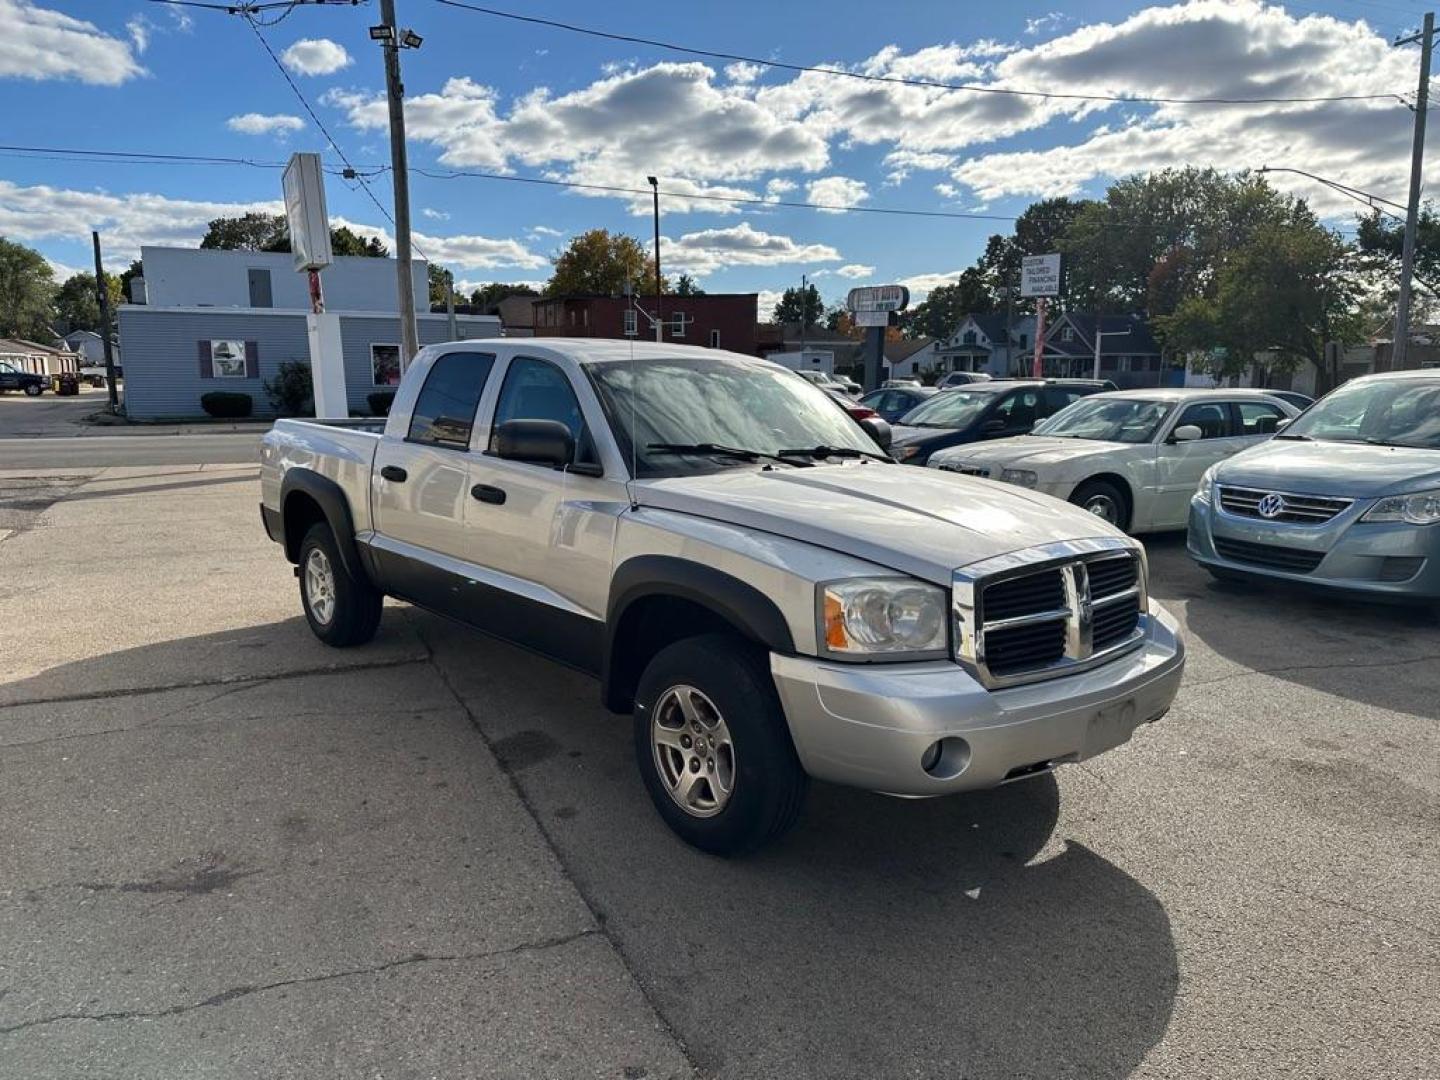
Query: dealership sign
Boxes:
[
  {"xmin": 283, "ymin": 152, "xmax": 334, "ymax": 273},
  {"xmin": 846, "ymin": 285, "xmax": 910, "ymax": 313},
  {"xmin": 1020, "ymin": 254, "xmax": 1062, "ymax": 298}
]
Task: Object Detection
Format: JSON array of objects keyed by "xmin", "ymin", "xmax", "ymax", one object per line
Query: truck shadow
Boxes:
[
  {"xmin": 414, "ymin": 611, "xmax": 1180, "ymax": 1080},
  {"xmin": 1143, "ymin": 532, "xmax": 1440, "ymax": 718}
]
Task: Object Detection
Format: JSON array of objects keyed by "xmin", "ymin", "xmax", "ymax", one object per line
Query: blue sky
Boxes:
[{"xmin": 0, "ymin": 0, "xmax": 1428, "ymax": 315}]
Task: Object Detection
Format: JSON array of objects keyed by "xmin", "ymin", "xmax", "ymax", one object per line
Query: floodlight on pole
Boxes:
[
  {"xmin": 400, "ymin": 29, "xmax": 423, "ymax": 48},
  {"xmin": 369, "ymin": 25, "xmax": 393, "ymax": 41}
]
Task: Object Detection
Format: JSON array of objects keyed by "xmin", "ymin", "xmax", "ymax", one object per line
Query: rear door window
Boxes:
[
  {"xmin": 407, "ymin": 351, "xmax": 495, "ymax": 449},
  {"xmin": 1233, "ymin": 400, "xmax": 1287, "ymax": 436},
  {"xmin": 1174, "ymin": 401, "xmax": 1235, "ymax": 440},
  {"xmin": 993, "ymin": 389, "xmax": 1040, "ymax": 430}
]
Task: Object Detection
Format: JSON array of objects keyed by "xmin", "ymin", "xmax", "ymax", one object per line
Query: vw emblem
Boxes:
[{"xmin": 1257, "ymin": 493, "xmax": 1286, "ymax": 519}]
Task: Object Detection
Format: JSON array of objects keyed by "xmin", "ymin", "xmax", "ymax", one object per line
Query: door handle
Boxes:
[
  {"xmin": 380, "ymin": 465, "xmax": 408, "ymax": 483},
  {"xmin": 471, "ymin": 483, "xmax": 507, "ymax": 505}
]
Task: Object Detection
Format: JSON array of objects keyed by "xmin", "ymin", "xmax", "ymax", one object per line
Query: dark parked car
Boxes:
[
  {"xmin": 889, "ymin": 379, "xmax": 1109, "ymax": 466},
  {"xmin": 859, "ymin": 385, "xmax": 938, "ymax": 422},
  {"xmin": 1262, "ymin": 389, "xmax": 1314, "ymax": 412},
  {"xmin": 825, "ymin": 388, "xmax": 892, "ymax": 450},
  {"xmin": 0, "ymin": 361, "xmax": 47, "ymax": 396}
]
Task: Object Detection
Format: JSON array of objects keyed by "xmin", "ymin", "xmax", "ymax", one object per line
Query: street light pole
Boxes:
[
  {"xmin": 1092, "ymin": 326, "xmax": 1129, "ymax": 381},
  {"xmin": 1394, "ymin": 12, "xmax": 1434, "ymax": 370},
  {"xmin": 377, "ymin": 0, "xmax": 420, "ymax": 372},
  {"xmin": 648, "ymin": 175, "xmax": 663, "ymax": 343}
]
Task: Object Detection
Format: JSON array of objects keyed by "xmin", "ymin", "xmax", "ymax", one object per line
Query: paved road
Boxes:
[
  {"xmin": 0, "ymin": 433, "xmax": 263, "ymax": 467},
  {"xmin": 1, "ymin": 468, "xmax": 1436, "ymax": 1078},
  {"xmin": 0, "ymin": 387, "xmax": 106, "ymax": 438}
]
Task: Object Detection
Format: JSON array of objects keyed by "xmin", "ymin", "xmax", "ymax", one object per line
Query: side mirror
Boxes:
[
  {"xmin": 1275, "ymin": 417, "xmax": 1293, "ymax": 432},
  {"xmin": 495, "ymin": 418, "xmax": 574, "ymax": 467},
  {"xmin": 980, "ymin": 418, "xmax": 1006, "ymax": 434},
  {"xmin": 860, "ymin": 416, "xmax": 892, "ymax": 450},
  {"xmin": 1171, "ymin": 424, "xmax": 1203, "ymax": 443}
]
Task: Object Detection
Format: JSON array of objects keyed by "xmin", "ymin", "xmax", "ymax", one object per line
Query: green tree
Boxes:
[
  {"xmin": 118, "ymin": 259, "xmax": 144, "ymax": 303},
  {"xmin": 674, "ymin": 274, "xmax": 704, "ymax": 296},
  {"xmin": 200, "ymin": 212, "xmax": 288, "ymax": 252},
  {"xmin": 428, "ymin": 263, "xmax": 452, "ymax": 309},
  {"xmin": 1355, "ymin": 206, "xmax": 1440, "ymax": 297},
  {"xmin": 546, "ymin": 229, "xmax": 664, "ymax": 295},
  {"xmin": 468, "ymin": 282, "xmax": 539, "ymax": 313},
  {"xmin": 330, "ymin": 226, "xmax": 388, "ymax": 258},
  {"xmin": 772, "ymin": 283, "xmax": 824, "ymax": 326},
  {"xmin": 0, "ymin": 237, "xmax": 56, "ymax": 338},
  {"xmin": 54, "ymin": 271, "xmax": 123, "ymax": 334}
]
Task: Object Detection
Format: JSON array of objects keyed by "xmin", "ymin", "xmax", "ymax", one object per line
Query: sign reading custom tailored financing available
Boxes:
[{"xmin": 1020, "ymin": 253, "xmax": 1062, "ymax": 297}]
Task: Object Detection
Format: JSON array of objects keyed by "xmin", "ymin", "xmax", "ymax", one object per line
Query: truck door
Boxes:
[{"xmin": 371, "ymin": 350, "xmax": 495, "ymax": 570}]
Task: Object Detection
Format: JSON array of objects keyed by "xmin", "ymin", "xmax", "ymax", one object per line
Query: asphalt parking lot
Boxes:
[{"xmin": 1, "ymin": 465, "xmax": 1436, "ymax": 1078}]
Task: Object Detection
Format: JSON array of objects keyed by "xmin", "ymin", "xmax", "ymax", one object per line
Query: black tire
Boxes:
[
  {"xmin": 23, "ymin": 382, "xmax": 42, "ymax": 397},
  {"xmin": 633, "ymin": 634, "xmax": 808, "ymax": 856},
  {"xmin": 1070, "ymin": 478, "xmax": 1130, "ymax": 532},
  {"xmin": 298, "ymin": 522, "xmax": 383, "ymax": 647}
]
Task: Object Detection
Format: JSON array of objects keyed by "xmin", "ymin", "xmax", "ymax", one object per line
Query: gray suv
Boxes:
[{"xmin": 1189, "ymin": 370, "xmax": 1440, "ymax": 602}]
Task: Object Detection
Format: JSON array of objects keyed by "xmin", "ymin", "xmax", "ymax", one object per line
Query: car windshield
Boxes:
[
  {"xmin": 1033, "ymin": 397, "xmax": 1173, "ymax": 443},
  {"xmin": 899, "ymin": 387, "xmax": 1004, "ymax": 428},
  {"xmin": 586, "ymin": 356, "xmax": 880, "ymax": 476},
  {"xmin": 1285, "ymin": 377, "xmax": 1440, "ymax": 448}
]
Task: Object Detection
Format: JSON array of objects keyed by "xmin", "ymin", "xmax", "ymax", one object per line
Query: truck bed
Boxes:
[{"xmin": 259, "ymin": 417, "xmax": 387, "ymax": 534}]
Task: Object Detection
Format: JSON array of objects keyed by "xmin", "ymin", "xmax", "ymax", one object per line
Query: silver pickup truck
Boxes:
[{"xmin": 260, "ymin": 339, "xmax": 1184, "ymax": 854}]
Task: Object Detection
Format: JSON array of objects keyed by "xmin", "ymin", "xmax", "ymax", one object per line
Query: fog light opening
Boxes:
[{"xmin": 921, "ymin": 736, "xmax": 971, "ymax": 780}]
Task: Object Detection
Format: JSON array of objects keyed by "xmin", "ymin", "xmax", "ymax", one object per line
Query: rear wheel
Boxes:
[
  {"xmin": 1070, "ymin": 479, "xmax": 1130, "ymax": 532},
  {"xmin": 23, "ymin": 382, "xmax": 42, "ymax": 397},
  {"xmin": 298, "ymin": 522, "xmax": 383, "ymax": 647},
  {"xmin": 633, "ymin": 634, "xmax": 807, "ymax": 856}
]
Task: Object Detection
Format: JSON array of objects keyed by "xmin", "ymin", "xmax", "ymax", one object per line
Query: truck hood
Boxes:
[
  {"xmin": 1218, "ymin": 439, "xmax": 1440, "ymax": 497},
  {"xmin": 634, "ymin": 462, "xmax": 1124, "ymax": 585},
  {"xmin": 888, "ymin": 424, "xmax": 956, "ymax": 448},
  {"xmin": 934, "ymin": 435, "xmax": 1135, "ymax": 471}
]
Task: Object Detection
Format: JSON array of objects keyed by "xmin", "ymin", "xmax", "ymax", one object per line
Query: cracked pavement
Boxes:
[{"xmin": 1, "ymin": 463, "xmax": 1437, "ymax": 1078}]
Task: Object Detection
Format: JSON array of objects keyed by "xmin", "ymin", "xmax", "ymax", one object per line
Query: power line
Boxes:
[{"xmin": 431, "ymin": 0, "xmax": 1407, "ymax": 107}]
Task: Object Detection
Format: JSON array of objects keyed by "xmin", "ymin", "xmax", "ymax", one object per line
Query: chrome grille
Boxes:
[
  {"xmin": 956, "ymin": 541, "xmax": 1148, "ymax": 688},
  {"xmin": 1218, "ymin": 485, "xmax": 1351, "ymax": 525},
  {"xmin": 940, "ymin": 463, "xmax": 990, "ymax": 477}
]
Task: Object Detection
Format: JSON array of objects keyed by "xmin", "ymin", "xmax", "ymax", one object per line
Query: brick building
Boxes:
[{"xmin": 531, "ymin": 294, "xmax": 759, "ymax": 355}]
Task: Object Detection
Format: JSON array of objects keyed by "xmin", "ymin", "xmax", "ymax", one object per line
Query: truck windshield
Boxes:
[
  {"xmin": 587, "ymin": 356, "xmax": 880, "ymax": 476},
  {"xmin": 1284, "ymin": 377, "xmax": 1440, "ymax": 448},
  {"xmin": 1033, "ymin": 397, "xmax": 1172, "ymax": 443}
]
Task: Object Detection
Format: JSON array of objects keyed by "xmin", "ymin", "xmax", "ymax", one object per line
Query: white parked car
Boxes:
[{"xmin": 927, "ymin": 388, "xmax": 1300, "ymax": 533}]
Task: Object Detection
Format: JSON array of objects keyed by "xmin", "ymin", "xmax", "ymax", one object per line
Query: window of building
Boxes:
[
  {"xmin": 247, "ymin": 268, "xmax": 273, "ymax": 308},
  {"xmin": 371, "ymin": 343, "xmax": 401, "ymax": 387},
  {"xmin": 624, "ymin": 308, "xmax": 638, "ymax": 336},
  {"xmin": 407, "ymin": 351, "xmax": 495, "ymax": 449},
  {"xmin": 1018, "ymin": 334, "xmax": 1028, "ymax": 349},
  {"xmin": 671, "ymin": 312, "xmax": 686, "ymax": 337},
  {"xmin": 582, "ymin": 308, "xmax": 589, "ymax": 328},
  {"xmin": 1061, "ymin": 327, "xmax": 1075, "ymax": 343},
  {"xmin": 569, "ymin": 310, "xmax": 576, "ymax": 327},
  {"xmin": 709, "ymin": 329, "xmax": 720, "ymax": 348},
  {"xmin": 962, "ymin": 330, "xmax": 977, "ymax": 345},
  {"xmin": 207, "ymin": 340, "xmax": 249, "ymax": 379}
]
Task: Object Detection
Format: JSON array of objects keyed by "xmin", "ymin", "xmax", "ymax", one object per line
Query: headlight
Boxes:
[
  {"xmin": 1196, "ymin": 465, "xmax": 1218, "ymax": 501},
  {"xmin": 1362, "ymin": 488, "xmax": 1440, "ymax": 525},
  {"xmin": 819, "ymin": 578, "xmax": 948, "ymax": 658},
  {"xmin": 896, "ymin": 444, "xmax": 922, "ymax": 461},
  {"xmin": 1000, "ymin": 468, "xmax": 1038, "ymax": 488}
]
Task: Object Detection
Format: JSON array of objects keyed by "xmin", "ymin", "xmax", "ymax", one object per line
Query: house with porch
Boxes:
[
  {"xmin": 934, "ymin": 314, "xmax": 1037, "ymax": 377},
  {"xmin": 1039, "ymin": 313, "xmax": 1172, "ymax": 387}
]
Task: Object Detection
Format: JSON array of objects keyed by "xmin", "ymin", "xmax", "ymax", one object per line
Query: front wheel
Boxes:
[
  {"xmin": 1070, "ymin": 479, "xmax": 1130, "ymax": 532},
  {"xmin": 633, "ymin": 634, "xmax": 808, "ymax": 856},
  {"xmin": 298, "ymin": 522, "xmax": 383, "ymax": 647},
  {"xmin": 23, "ymin": 383, "xmax": 42, "ymax": 396}
]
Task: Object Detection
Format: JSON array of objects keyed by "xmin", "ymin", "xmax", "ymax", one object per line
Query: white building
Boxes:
[
  {"xmin": 136, "ymin": 246, "xmax": 429, "ymax": 312},
  {"xmin": 63, "ymin": 329, "xmax": 119, "ymax": 368}
]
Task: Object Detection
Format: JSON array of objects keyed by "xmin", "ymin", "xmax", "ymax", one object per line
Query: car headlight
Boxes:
[
  {"xmin": 1196, "ymin": 465, "xmax": 1219, "ymax": 501},
  {"xmin": 1362, "ymin": 488, "xmax": 1440, "ymax": 525},
  {"xmin": 819, "ymin": 578, "xmax": 948, "ymax": 658},
  {"xmin": 1000, "ymin": 468, "xmax": 1038, "ymax": 488}
]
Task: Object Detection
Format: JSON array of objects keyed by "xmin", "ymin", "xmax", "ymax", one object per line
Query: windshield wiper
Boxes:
[
  {"xmin": 778, "ymin": 444, "xmax": 894, "ymax": 463},
  {"xmin": 647, "ymin": 442, "xmax": 813, "ymax": 467},
  {"xmin": 1274, "ymin": 432, "xmax": 1313, "ymax": 441}
]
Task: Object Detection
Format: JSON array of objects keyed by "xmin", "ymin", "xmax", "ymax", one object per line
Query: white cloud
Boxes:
[
  {"xmin": 330, "ymin": 218, "xmax": 548, "ymax": 271},
  {"xmin": 835, "ymin": 264, "xmax": 875, "ymax": 279},
  {"xmin": 44, "ymin": 256, "xmax": 82, "ymax": 281},
  {"xmin": 126, "ymin": 15, "xmax": 150, "ymax": 54},
  {"xmin": 663, "ymin": 222, "xmax": 843, "ymax": 276},
  {"xmin": 805, "ymin": 176, "xmax": 869, "ymax": 213},
  {"xmin": 280, "ymin": 37, "xmax": 351, "ymax": 76},
  {"xmin": 0, "ymin": 181, "xmax": 281, "ymax": 261},
  {"xmin": 226, "ymin": 113, "xmax": 305, "ymax": 136},
  {"xmin": 164, "ymin": 5, "xmax": 192, "ymax": 32},
  {"xmin": 421, "ymin": 207, "xmax": 451, "ymax": 221},
  {"xmin": 765, "ymin": 178, "xmax": 798, "ymax": 199},
  {"xmin": 899, "ymin": 270, "xmax": 965, "ymax": 300},
  {"xmin": 757, "ymin": 289, "xmax": 785, "ymax": 322},
  {"xmin": 725, "ymin": 61, "xmax": 767, "ymax": 85},
  {"xmin": 1025, "ymin": 12, "xmax": 1069, "ymax": 37},
  {"xmin": 529, "ymin": 225, "xmax": 563, "ymax": 236},
  {"xmin": 0, "ymin": 0, "xmax": 145, "ymax": 85}
]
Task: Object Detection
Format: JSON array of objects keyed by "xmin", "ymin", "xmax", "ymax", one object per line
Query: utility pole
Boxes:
[
  {"xmin": 445, "ymin": 267, "xmax": 457, "ymax": 341},
  {"xmin": 1092, "ymin": 324, "xmax": 1128, "ymax": 381},
  {"xmin": 91, "ymin": 231, "xmax": 118, "ymax": 412},
  {"xmin": 377, "ymin": 0, "xmax": 420, "ymax": 371},
  {"xmin": 800, "ymin": 272, "xmax": 808, "ymax": 359},
  {"xmin": 647, "ymin": 176, "xmax": 663, "ymax": 343},
  {"xmin": 1394, "ymin": 12, "xmax": 1434, "ymax": 370}
]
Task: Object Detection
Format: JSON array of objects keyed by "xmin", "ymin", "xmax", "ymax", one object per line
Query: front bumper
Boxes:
[
  {"xmin": 769, "ymin": 601, "xmax": 1184, "ymax": 796},
  {"xmin": 1188, "ymin": 493, "xmax": 1440, "ymax": 601}
]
